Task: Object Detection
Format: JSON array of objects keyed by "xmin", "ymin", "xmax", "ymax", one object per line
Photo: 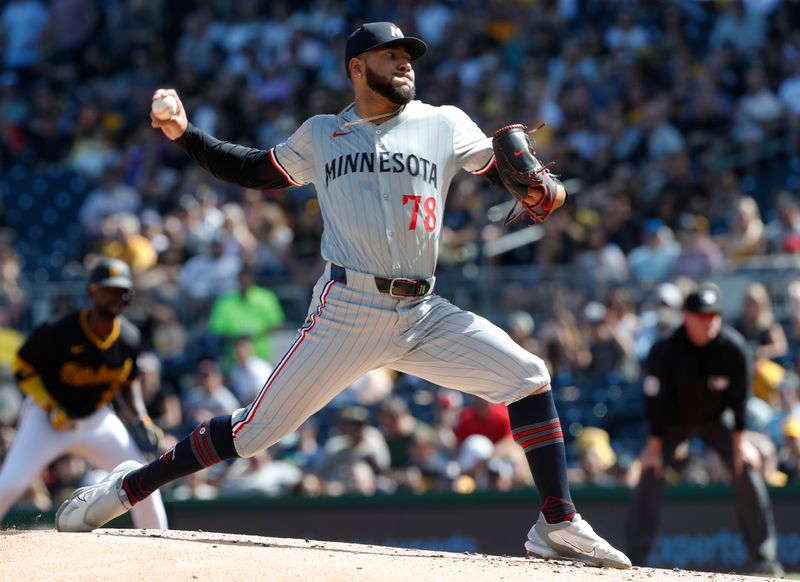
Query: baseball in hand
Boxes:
[{"xmin": 151, "ymin": 95, "xmax": 178, "ymax": 120}]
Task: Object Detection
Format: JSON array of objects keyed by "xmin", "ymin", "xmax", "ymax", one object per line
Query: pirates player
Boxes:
[
  {"xmin": 55, "ymin": 23, "xmax": 628, "ymax": 567},
  {"xmin": 0, "ymin": 258, "xmax": 167, "ymax": 529}
]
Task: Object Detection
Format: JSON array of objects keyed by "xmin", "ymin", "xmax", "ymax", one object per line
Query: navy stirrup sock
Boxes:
[
  {"xmin": 508, "ymin": 391, "xmax": 576, "ymax": 523},
  {"xmin": 122, "ymin": 415, "xmax": 239, "ymax": 505}
]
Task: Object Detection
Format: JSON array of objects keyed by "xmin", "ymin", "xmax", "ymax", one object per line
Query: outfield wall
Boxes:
[{"xmin": 6, "ymin": 486, "xmax": 799, "ymax": 572}]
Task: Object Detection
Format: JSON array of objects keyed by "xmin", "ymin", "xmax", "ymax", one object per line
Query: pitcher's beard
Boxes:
[{"xmin": 366, "ymin": 67, "xmax": 415, "ymax": 106}]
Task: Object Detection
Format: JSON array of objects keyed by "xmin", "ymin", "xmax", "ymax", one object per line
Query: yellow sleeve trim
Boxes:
[
  {"xmin": 18, "ymin": 374, "xmax": 55, "ymax": 411},
  {"xmin": 11, "ymin": 355, "xmax": 35, "ymax": 378}
]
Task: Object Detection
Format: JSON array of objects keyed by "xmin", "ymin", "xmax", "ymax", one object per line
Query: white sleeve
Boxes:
[
  {"xmin": 271, "ymin": 117, "xmax": 316, "ymax": 186},
  {"xmin": 445, "ymin": 106, "xmax": 494, "ymax": 175}
]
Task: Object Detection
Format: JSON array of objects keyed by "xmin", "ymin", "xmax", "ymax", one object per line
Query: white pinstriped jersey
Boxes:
[{"xmin": 270, "ymin": 100, "xmax": 493, "ymax": 279}]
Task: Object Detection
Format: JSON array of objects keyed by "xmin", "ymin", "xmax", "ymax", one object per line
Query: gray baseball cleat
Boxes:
[
  {"xmin": 55, "ymin": 460, "xmax": 140, "ymax": 532},
  {"xmin": 525, "ymin": 512, "xmax": 632, "ymax": 569}
]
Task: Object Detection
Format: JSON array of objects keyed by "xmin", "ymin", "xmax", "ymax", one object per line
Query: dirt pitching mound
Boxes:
[{"xmin": 0, "ymin": 529, "xmax": 771, "ymax": 582}]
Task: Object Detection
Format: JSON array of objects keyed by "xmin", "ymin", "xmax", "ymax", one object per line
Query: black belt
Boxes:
[{"xmin": 330, "ymin": 264, "xmax": 433, "ymax": 298}]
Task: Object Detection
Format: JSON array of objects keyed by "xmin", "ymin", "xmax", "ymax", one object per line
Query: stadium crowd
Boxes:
[{"xmin": 2, "ymin": 0, "xmax": 800, "ymax": 512}]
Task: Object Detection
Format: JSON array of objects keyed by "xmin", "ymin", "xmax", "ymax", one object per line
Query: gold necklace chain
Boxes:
[{"xmin": 336, "ymin": 102, "xmax": 405, "ymax": 130}]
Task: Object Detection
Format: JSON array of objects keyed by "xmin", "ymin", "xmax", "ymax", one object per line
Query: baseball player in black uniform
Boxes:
[
  {"xmin": 0, "ymin": 258, "xmax": 167, "ymax": 529},
  {"xmin": 625, "ymin": 284, "xmax": 781, "ymax": 575}
]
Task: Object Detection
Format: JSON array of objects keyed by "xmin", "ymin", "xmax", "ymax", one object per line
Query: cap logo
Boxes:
[
  {"xmin": 390, "ymin": 24, "xmax": 403, "ymax": 38},
  {"xmin": 108, "ymin": 265, "xmax": 120, "ymax": 277}
]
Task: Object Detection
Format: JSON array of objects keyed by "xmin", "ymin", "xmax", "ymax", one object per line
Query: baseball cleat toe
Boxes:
[
  {"xmin": 55, "ymin": 460, "xmax": 140, "ymax": 532},
  {"xmin": 525, "ymin": 512, "xmax": 632, "ymax": 569}
]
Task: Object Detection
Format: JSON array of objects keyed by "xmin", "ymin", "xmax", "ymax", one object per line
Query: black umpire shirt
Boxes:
[
  {"xmin": 643, "ymin": 323, "xmax": 751, "ymax": 437},
  {"xmin": 14, "ymin": 309, "xmax": 140, "ymax": 419}
]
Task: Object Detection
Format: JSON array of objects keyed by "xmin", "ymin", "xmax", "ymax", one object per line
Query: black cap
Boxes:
[
  {"xmin": 88, "ymin": 257, "xmax": 134, "ymax": 290},
  {"xmin": 345, "ymin": 22, "xmax": 427, "ymax": 71},
  {"xmin": 684, "ymin": 284, "xmax": 721, "ymax": 314}
]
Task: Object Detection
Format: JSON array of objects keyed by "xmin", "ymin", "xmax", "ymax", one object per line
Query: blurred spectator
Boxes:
[
  {"xmin": 778, "ymin": 58, "xmax": 800, "ymax": 155},
  {"xmin": 97, "ymin": 213, "xmax": 158, "ymax": 274},
  {"xmin": 432, "ymin": 388, "xmax": 462, "ymax": 446},
  {"xmin": 315, "ymin": 406, "xmax": 391, "ymax": 496},
  {"xmin": 604, "ymin": 12, "xmax": 650, "ymax": 54},
  {"xmin": 709, "ymin": 2, "xmax": 767, "ymax": 55},
  {"xmin": 177, "ymin": 234, "xmax": 242, "ymax": 304},
  {"xmin": 414, "ymin": 0, "xmax": 453, "ymax": 48},
  {"xmin": 137, "ymin": 351, "xmax": 182, "ymax": 438},
  {"xmin": 227, "ymin": 335, "xmax": 274, "ymax": 406},
  {"xmin": 733, "ymin": 282, "xmax": 788, "ymax": 362},
  {"xmin": 207, "ymin": 265, "xmax": 284, "ymax": 362},
  {"xmin": 78, "ymin": 166, "xmax": 142, "ymax": 237},
  {"xmin": 634, "ymin": 282, "xmax": 684, "ymax": 360},
  {"xmin": 0, "ymin": 247, "xmax": 25, "ymax": 327},
  {"xmin": 174, "ymin": 9, "xmax": 219, "ymax": 77},
  {"xmin": 438, "ymin": 179, "xmax": 480, "ymax": 268},
  {"xmin": 218, "ymin": 449, "xmax": 302, "ymax": 497},
  {"xmin": 570, "ymin": 427, "xmax": 620, "ymax": 486},
  {"xmin": 181, "ymin": 359, "xmax": 239, "ymax": 424},
  {"xmin": 778, "ymin": 417, "xmax": 800, "ymax": 482},
  {"xmin": 605, "ymin": 288, "xmax": 640, "ymax": 347},
  {"xmin": 378, "ymin": 397, "xmax": 429, "ymax": 473},
  {"xmin": 574, "ymin": 225, "xmax": 629, "ymax": 283},
  {"xmin": 671, "ymin": 214, "xmax": 724, "ymax": 280},
  {"xmin": 1, "ymin": 0, "xmax": 49, "ymax": 74},
  {"xmin": 49, "ymin": 0, "xmax": 100, "ymax": 68},
  {"xmin": 765, "ymin": 192, "xmax": 800, "ymax": 254},
  {"xmin": 454, "ymin": 397, "xmax": 511, "ymax": 445},
  {"xmin": 538, "ymin": 308, "xmax": 585, "ymax": 384},
  {"xmin": 644, "ymin": 96, "xmax": 686, "ymax": 162},
  {"xmin": 577, "ymin": 301, "xmax": 634, "ymax": 384},
  {"xmin": 719, "ymin": 196, "xmax": 766, "ymax": 267},
  {"xmin": 453, "ymin": 434, "xmax": 495, "ymax": 493},
  {"xmin": 179, "ymin": 190, "xmax": 226, "ymax": 256},
  {"xmin": 274, "ymin": 420, "xmax": 323, "ymax": 474},
  {"xmin": 220, "ymin": 202, "xmax": 258, "ymax": 265},
  {"xmin": 505, "ymin": 309, "xmax": 539, "ymax": 354},
  {"xmin": 246, "ymin": 197, "xmax": 294, "ymax": 276},
  {"xmin": 732, "ymin": 66, "xmax": 784, "ymax": 146},
  {"xmin": 404, "ymin": 424, "xmax": 453, "ymax": 493},
  {"xmin": 627, "ymin": 219, "xmax": 680, "ymax": 285},
  {"xmin": 741, "ymin": 429, "xmax": 785, "ymax": 488},
  {"xmin": 0, "ymin": 366, "xmax": 22, "ymax": 427}
]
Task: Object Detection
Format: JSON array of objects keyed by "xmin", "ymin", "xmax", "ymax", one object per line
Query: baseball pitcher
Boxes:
[{"xmin": 55, "ymin": 23, "xmax": 628, "ymax": 567}]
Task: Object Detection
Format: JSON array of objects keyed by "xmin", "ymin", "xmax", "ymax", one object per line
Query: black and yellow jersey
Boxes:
[{"xmin": 13, "ymin": 308, "xmax": 140, "ymax": 419}]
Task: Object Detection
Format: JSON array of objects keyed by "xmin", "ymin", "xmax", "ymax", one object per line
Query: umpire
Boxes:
[{"xmin": 625, "ymin": 284, "xmax": 782, "ymax": 575}]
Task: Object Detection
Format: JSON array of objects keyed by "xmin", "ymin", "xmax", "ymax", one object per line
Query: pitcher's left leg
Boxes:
[{"xmin": 392, "ymin": 297, "xmax": 630, "ymax": 568}]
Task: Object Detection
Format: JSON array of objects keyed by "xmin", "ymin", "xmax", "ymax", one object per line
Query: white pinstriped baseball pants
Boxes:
[{"xmin": 231, "ymin": 263, "xmax": 551, "ymax": 457}]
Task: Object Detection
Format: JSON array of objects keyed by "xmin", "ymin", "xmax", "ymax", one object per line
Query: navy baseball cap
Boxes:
[
  {"xmin": 345, "ymin": 22, "xmax": 427, "ymax": 70},
  {"xmin": 89, "ymin": 257, "xmax": 134, "ymax": 290},
  {"xmin": 684, "ymin": 284, "xmax": 721, "ymax": 314}
]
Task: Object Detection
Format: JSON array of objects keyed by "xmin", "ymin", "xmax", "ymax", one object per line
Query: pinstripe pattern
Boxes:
[
  {"xmin": 231, "ymin": 265, "xmax": 550, "ymax": 456},
  {"xmin": 232, "ymin": 279, "xmax": 337, "ymax": 438},
  {"xmin": 272, "ymin": 101, "xmax": 493, "ymax": 279}
]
